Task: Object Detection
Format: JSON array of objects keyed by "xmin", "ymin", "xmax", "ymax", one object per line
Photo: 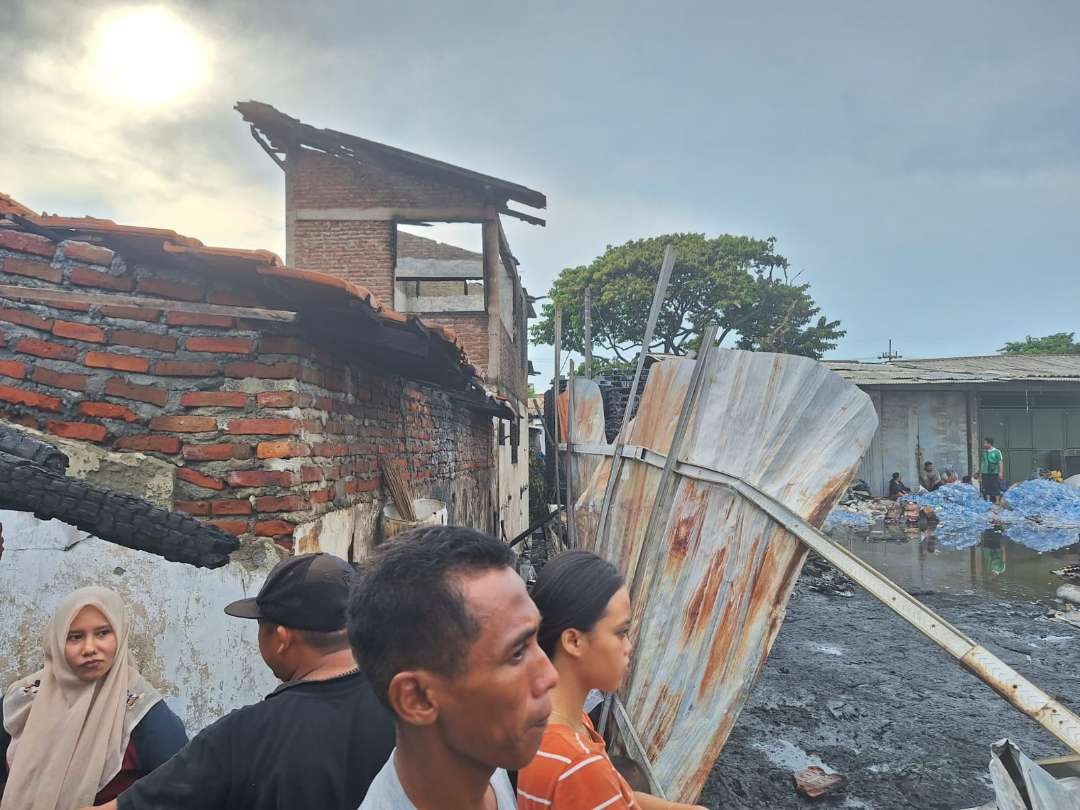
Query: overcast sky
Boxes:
[{"xmin": 2, "ymin": 1, "xmax": 1077, "ymax": 382}]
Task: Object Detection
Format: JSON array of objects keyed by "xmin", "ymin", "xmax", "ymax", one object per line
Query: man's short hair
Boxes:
[
  {"xmin": 347, "ymin": 526, "xmax": 516, "ymax": 709},
  {"xmin": 984, "ymin": 436, "xmax": 994, "ymax": 445}
]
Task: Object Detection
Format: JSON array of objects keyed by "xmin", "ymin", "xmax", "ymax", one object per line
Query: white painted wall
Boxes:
[{"xmin": 0, "ymin": 511, "xmax": 281, "ymax": 734}]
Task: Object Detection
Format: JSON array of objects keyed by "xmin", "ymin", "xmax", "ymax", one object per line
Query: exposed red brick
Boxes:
[
  {"xmin": 78, "ymin": 401, "xmax": 137, "ymax": 422},
  {"xmin": 227, "ymin": 418, "xmax": 300, "ymax": 436},
  {"xmin": 174, "ymin": 500, "xmax": 211, "ymax": 517},
  {"xmin": 165, "ymin": 311, "xmax": 234, "ymax": 328},
  {"xmin": 136, "ymin": 277, "xmax": 203, "ymax": 302},
  {"xmin": 3, "ymin": 257, "xmax": 61, "ymax": 284},
  {"xmin": 33, "ymin": 366, "xmax": 89, "ymax": 391},
  {"xmin": 311, "ymin": 487, "xmax": 333, "ymax": 504},
  {"xmin": 155, "ymin": 360, "xmax": 219, "ymax": 377},
  {"xmin": 254, "ymin": 494, "xmax": 307, "ymax": 513},
  {"xmin": 259, "ymin": 336, "xmax": 313, "ymax": 355},
  {"xmin": 99, "ymin": 305, "xmax": 162, "ymax": 323},
  {"xmin": 254, "ymin": 520, "xmax": 295, "ymax": 537},
  {"xmin": 46, "ymin": 421, "xmax": 107, "ymax": 442},
  {"xmin": 69, "ymin": 267, "xmax": 135, "ymax": 292},
  {"xmin": 59, "ymin": 240, "xmax": 114, "ymax": 266},
  {"xmin": 111, "ymin": 330, "xmax": 177, "ymax": 352},
  {"xmin": 300, "ymin": 466, "xmax": 325, "ymax": 483},
  {"xmin": 0, "ymin": 308, "xmax": 52, "ymax": 332},
  {"xmin": 224, "ymin": 361, "xmax": 303, "ymax": 380},
  {"xmin": 186, "ymin": 336, "xmax": 255, "ymax": 354},
  {"xmin": 16, "ymin": 337, "xmax": 77, "ymax": 361},
  {"xmin": 180, "ymin": 391, "xmax": 248, "ymax": 408},
  {"xmin": 211, "ymin": 498, "xmax": 253, "ymax": 516},
  {"xmin": 182, "ymin": 442, "xmax": 252, "ymax": 461},
  {"xmin": 84, "ymin": 352, "xmax": 149, "ymax": 373},
  {"xmin": 346, "ymin": 477, "xmax": 381, "ymax": 494},
  {"xmin": 52, "ymin": 320, "xmax": 106, "ymax": 343},
  {"xmin": 0, "ymin": 360, "xmax": 27, "ymax": 379},
  {"xmin": 255, "ymin": 391, "xmax": 305, "ymax": 408},
  {"xmin": 0, "ymin": 384, "xmax": 62, "ymax": 411},
  {"xmin": 256, "ymin": 440, "xmax": 311, "ymax": 459},
  {"xmin": 0, "ymin": 230, "xmax": 55, "ymax": 257},
  {"xmin": 177, "ymin": 467, "xmax": 225, "ymax": 491},
  {"xmin": 52, "ymin": 300, "xmax": 93, "ymax": 313},
  {"xmin": 208, "ymin": 519, "xmax": 248, "ymax": 536},
  {"xmin": 113, "ymin": 435, "xmax": 181, "ymax": 453},
  {"xmin": 149, "ymin": 415, "xmax": 218, "ymax": 433},
  {"xmin": 207, "ymin": 289, "xmax": 262, "ymax": 307},
  {"xmin": 104, "ymin": 378, "xmax": 168, "ymax": 406},
  {"xmin": 227, "ymin": 470, "xmax": 298, "ymax": 487}
]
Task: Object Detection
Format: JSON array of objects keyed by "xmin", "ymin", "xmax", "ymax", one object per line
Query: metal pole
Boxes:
[
  {"xmin": 593, "ymin": 245, "xmax": 677, "ymax": 552},
  {"xmin": 552, "ymin": 308, "xmax": 563, "ymax": 535},
  {"xmin": 566, "ymin": 359, "xmax": 577, "ymax": 549},
  {"xmin": 583, "ymin": 287, "xmax": 593, "ymax": 379}
]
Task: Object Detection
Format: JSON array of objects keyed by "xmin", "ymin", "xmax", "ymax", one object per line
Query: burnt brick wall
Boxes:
[
  {"xmin": 0, "ymin": 227, "xmax": 494, "ymax": 552},
  {"xmin": 417, "ymin": 313, "xmax": 490, "ymax": 376}
]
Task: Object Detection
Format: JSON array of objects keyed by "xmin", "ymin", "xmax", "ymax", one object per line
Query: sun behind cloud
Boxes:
[{"xmin": 89, "ymin": 6, "xmax": 207, "ymax": 106}]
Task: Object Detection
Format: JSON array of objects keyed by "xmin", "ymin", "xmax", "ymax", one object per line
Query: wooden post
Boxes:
[
  {"xmin": 583, "ymin": 288, "xmax": 593, "ymax": 379},
  {"xmin": 967, "ymin": 389, "xmax": 980, "ymax": 477},
  {"xmin": 552, "ymin": 308, "xmax": 563, "ymax": 527},
  {"xmin": 566, "ymin": 360, "xmax": 577, "ymax": 549}
]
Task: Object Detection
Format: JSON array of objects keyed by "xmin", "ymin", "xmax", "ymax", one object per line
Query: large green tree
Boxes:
[
  {"xmin": 999, "ymin": 332, "xmax": 1080, "ymax": 355},
  {"xmin": 531, "ymin": 233, "xmax": 843, "ymax": 363}
]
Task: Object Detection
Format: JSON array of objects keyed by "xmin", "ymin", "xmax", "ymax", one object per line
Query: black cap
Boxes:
[{"xmin": 224, "ymin": 553, "xmax": 353, "ymax": 631}]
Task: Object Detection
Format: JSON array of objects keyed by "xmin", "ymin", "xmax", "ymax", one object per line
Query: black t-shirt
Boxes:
[{"xmin": 118, "ymin": 670, "xmax": 395, "ymax": 810}]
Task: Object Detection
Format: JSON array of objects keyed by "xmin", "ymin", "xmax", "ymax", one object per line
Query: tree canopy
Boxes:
[
  {"xmin": 531, "ymin": 233, "xmax": 843, "ymax": 363},
  {"xmin": 999, "ymin": 332, "xmax": 1080, "ymax": 355}
]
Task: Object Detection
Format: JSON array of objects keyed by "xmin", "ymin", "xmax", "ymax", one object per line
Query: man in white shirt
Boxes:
[{"xmin": 348, "ymin": 526, "xmax": 559, "ymax": 809}]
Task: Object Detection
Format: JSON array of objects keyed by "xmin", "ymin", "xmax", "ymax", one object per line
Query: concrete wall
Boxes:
[{"xmin": 856, "ymin": 389, "xmax": 969, "ymax": 496}]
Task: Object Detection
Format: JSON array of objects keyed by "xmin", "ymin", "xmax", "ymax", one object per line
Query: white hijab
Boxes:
[{"xmin": 2, "ymin": 587, "xmax": 161, "ymax": 810}]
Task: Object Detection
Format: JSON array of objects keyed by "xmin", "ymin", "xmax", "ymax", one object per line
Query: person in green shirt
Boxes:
[{"xmin": 981, "ymin": 437, "xmax": 1005, "ymax": 503}]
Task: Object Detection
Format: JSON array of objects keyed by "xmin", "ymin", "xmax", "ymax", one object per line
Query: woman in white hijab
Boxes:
[{"xmin": 0, "ymin": 587, "xmax": 187, "ymax": 809}]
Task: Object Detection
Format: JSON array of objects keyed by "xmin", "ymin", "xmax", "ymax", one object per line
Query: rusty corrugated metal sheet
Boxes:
[
  {"xmin": 557, "ymin": 378, "xmax": 607, "ymax": 508},
  {"xmin": 569, "ymin": 349, "xmax": 878, "ymax": 801}
]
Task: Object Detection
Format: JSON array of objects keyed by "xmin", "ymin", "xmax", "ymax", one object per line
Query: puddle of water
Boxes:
[{"xmin": 829, "ymin": 525, "xmax": 1080, "ymax": 602}]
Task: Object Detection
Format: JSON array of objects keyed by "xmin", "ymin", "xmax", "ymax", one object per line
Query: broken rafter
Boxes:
[{"xmin": 249, "ymin": 125, "xmax": 286, "ymax": 170}]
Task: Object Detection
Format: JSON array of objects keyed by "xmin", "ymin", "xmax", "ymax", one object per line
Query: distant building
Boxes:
[{"xmin": 828, "ymin": 355, "xmax": 1080, "ymax": 496}]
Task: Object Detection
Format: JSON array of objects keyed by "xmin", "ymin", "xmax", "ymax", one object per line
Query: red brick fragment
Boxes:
[
  {"xmin": 99, "ymin": 305, "xmax": 162, "ymax": 322},
  {"xmin": 33, "ymin": 367, "xmax": 89, "ymax": 391},
  {"xmin": 84, "ymin": 352, "xmax": 149, "ymax": 373},
  {"xmin": 52, "ymin": 320, "xmax": 106, "ymax": 343},
  {"xmin": 70, "ymin": 267, "xmax": 134, "ymax": 292},
  {"xmin": 208, "ymin": 519, "xmax": 248, "ymax": 536},
  {"xmin": 177, "ymin": 467, "xmax": 225, "ymax": 490},
  {"xmin": 3, "ymin": 257, "xmax": 61, "ymax": 283},
  {"xmin": 16, "ymin": 337, "xmax": 77, "ymax": 361},
  {"xmin": 227, "ymin": 470, "xmax": 298, "ymax": 487},
  {"xmin": 224, "ymin": 361, "xmax": 302, "ymax": 380},
  {"xmin": 174, "ymin": 500, "xmax": 211, "ymax": 517},
  {"xmin": 180, "ymin": 391, "xmax": 248, "ymax": 408},
  {"xmin": 255, "ymin": 391, "xmax": 303, "ymax": 408},
  {"xmin": 0, "ymin": 384, "xmax": 62, "ymax": 411},
  {"xmin": 182, "ymin": 442, "xmax": 252, "ymax": 461},
  {"xmin": 0, "ymin": 360, "xmax": 27, "ymax": 379},
  {"xmin": 59, "ymin": 240, "xmax": 114, "ymax": 266},
  {"xmin": 114, "ymin": 435, "xmax": 182, "ymax": 454},
  {"xmin": 111, "ymin": 330, "xmax": 177, "ymax": 352},
  {"xmin": 254, "ymin": 520, "xmax": 295, "ymax": 537},
  {"xmin": 227, "ymin": 418, "xmax": 300, "ymax": 436},
  {"xmin": 0, "ymin": 230, "xmax": 54, "ymax": 257},
  {"xmin": 211, "ymin": 499, "xmax": 252, "ymax": 516},
  {"xmin": 104, "ymin": 378, "xmax": 168, "ymax": 406},
  {"xmin": 256, "ymin": 440, "xmax": 311, "ymax": 459},
  {"xmin": 186, "ymin": 336, "xmax": 255, "ymax": 354},
  {"xmin": 136, "ymin": 277, "xmax": 203, "ymax": 302},
  {"xmin": 254, "ymin": 495, "xmax": 307, "ymax": 513},
  {"xmin": 165, "ymin": 311, "xmax": 233, "ymax": 328},
  {"xmin": 46, "ymin": 421, "xmax": 107, "ymax": 442},
  {"xmin": 155, "ymin": 360, "xmax": 219, "ymax": 377},
  {"xmin": 0, "ymin": 308, "xmax": 52, "ymax": 331},
  {"xmin": 78, "ymin": 401, "xmax": 137, "ymax": 422},
  {"xmin": 149, "ymin": 415, "xmax": 218, "ymax": 433}
]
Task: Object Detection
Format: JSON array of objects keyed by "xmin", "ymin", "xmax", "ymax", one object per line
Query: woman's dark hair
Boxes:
[{"xmin": 531, "ymin": 550, "xmax": 624, "ymax": 658}]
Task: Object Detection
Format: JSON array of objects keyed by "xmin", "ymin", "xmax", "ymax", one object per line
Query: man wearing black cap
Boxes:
[{"xmin": 93, "ymin": 553, "xmax": 395, "ymax": 810}]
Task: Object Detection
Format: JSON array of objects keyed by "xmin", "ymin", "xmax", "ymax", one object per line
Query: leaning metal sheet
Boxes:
[
  {"xmin": 557, "ymin": 378, "xmax": 608, "ymax": 534},
  {"xmin": 570, "ymin": 350, "xmax": 878, "ymax": 801}
]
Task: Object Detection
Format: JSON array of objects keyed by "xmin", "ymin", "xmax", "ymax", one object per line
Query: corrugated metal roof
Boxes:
[{"xmin": 826, "ymin": 355, "xmax": 1080, "ymax": 386}]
